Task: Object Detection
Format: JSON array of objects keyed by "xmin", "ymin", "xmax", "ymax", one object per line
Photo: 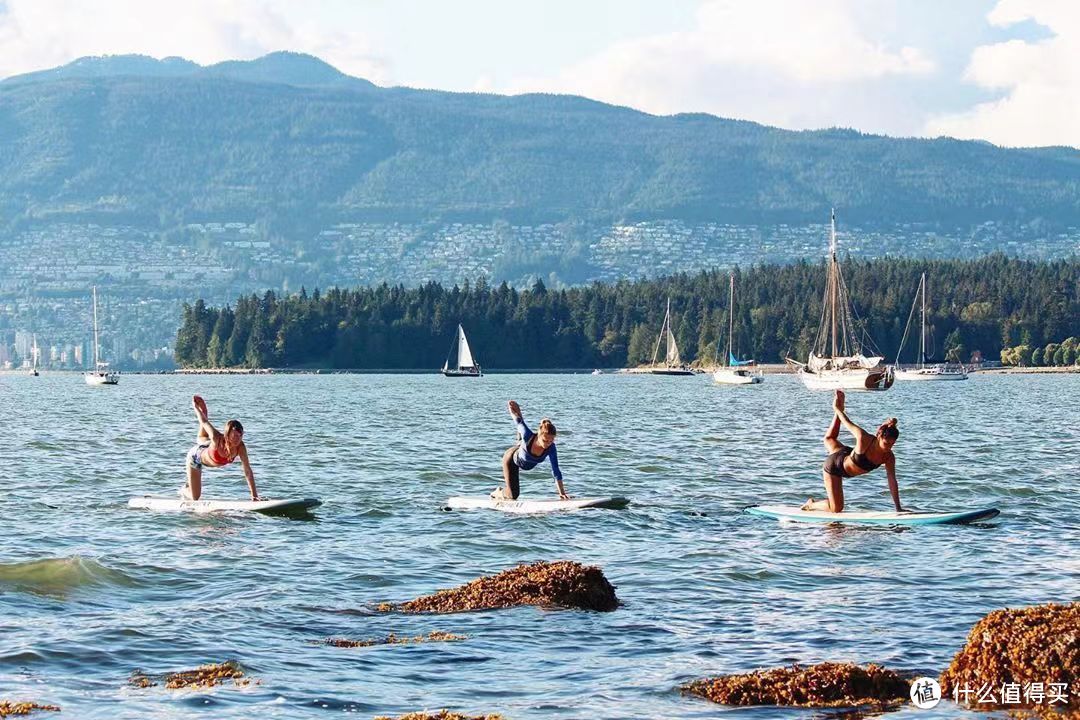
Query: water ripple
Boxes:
[{"xmin": 0, "ymin": 372, "xmax": 1075, "ymax": 719}]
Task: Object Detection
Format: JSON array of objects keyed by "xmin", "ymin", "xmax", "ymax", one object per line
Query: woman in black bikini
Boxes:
[{"xmin": 803, "ymin": 389, "xmax": 904, "ymax": 513}]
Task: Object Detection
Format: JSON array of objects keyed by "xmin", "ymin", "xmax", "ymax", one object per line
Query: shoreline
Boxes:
[{"xmin": 4, "ymin": 364, "xmax": 1077, "ymax": 376}]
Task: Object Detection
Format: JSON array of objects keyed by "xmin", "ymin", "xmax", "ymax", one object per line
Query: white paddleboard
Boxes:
[
  {"xmin": 128, "ymin": 496, "xmax": 321, "ymax": 516},
  {"xmin": 746, "ymin": 504, "xmax": 999, "ymax": 526},
  {"xmin": 445, "ymin": 496, "xmax": 629, "ymax": 514}
]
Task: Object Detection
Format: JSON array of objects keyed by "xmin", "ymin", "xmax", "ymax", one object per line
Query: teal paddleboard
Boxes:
[{"xmin": 746, "ymin": 505, "xmax": 1000, "ymax": 526}]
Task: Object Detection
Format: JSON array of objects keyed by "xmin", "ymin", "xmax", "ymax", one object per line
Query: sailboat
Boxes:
[
  {"xmin": 714, "ymin": 274, "xmax": 763, "ymax": 385},
  {"xmin": 787, "ymin": 210, "xmax": 894, "ymax": 391},
  {"xmin": 442, "ymin": 324, "xmax": 482, "ymax": 377},
  {"xmin": 895, "ymin": 273, "xmax": 968, "ymax": 381},
  {"xmin": 649, "ymin": 298, "xmax": 694, "ymax": 375},
  {"xmin": 30, "ymin": 334, "xmax": 39, "ymax": 376},
  {"xmin": 85, "ymin": 286, "xmax": 119, "ymax": 386}
]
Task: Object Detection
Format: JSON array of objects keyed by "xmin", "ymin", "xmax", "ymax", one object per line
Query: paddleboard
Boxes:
[
  {"xmin": 746, "ymin": 504, "xmax": 999, "ymax": 526},
  {"xmin": 445, "ymin": 496, "xmax": 629, "ymax": 513},
  {"xmin": 128, "ymin": 496, "xmax": 321, "ymax": 516}
]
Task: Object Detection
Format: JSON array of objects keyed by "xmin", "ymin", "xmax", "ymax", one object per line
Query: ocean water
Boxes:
[{"xmin": 1, "ymin": 372, "xmax": 1077, "ymax": 719}]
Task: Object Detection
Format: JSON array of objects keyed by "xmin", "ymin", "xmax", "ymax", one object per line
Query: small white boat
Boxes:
[
  {"xmin": 894, "ymin": 273, "xmax": 968, "ymax": 381},
  {"xmin": 591, "ymin": 369, "xmax": 603, "ymax": 375},
  {"xmin": 714, "ymin": 274, "xmax": 763, "ymax": 385},
  {"xmin": 85, "ymin": 287, "xmax": 119, "ymax": 386},
  {"xmin": 648, "ymin": 298, "xmax": 694, "ymax": 375},
  {"xmin": 895, "ymin": 365, "xmax": 967, "ymax": 381},
  {"xmin": 714, "ymin": 367, "xmax": 763, "ymax": 384},
  {"xmin": 442, "ymin": 324, "xmax": 482, "ymax": 377},
  {"xmin": 29, "ymin": 334, "xmax": 40, "ymax": 376},
  {"xmin": 788, "ymin": 211, "xmax": 893, "ymax": 391}
]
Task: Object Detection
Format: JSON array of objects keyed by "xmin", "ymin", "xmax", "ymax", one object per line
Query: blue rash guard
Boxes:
[{"xmin": 513, "ymin": 416, "xmax": 562, "ymax": 481}]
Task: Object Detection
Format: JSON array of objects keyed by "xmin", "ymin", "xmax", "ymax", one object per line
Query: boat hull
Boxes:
[
  {"xmin": 85, "ymin": 373, "xmax": 119, "ymax": 386},
  {"xmin": 442, "ymin": 369, "xmax": 482, "ymax": 377},
  {"xmin": 895, "ymin": 368, "xmax": 967, "ymax": 381},
  {"xmin": 713, "ymin": 370, "xmax": 763, "ymax": 384},
  {"xmin": 649, "ymin": 368, "xmax": 695, "ymax": 376},
  {"xmin": 798, "ymin": 366, "xmax": 893, "ymax": 391}
]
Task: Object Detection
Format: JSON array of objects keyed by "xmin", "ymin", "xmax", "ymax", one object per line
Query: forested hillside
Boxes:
[{"xmin": 1, "ymin": 52, "xmax": 1079, "ymax": 232}]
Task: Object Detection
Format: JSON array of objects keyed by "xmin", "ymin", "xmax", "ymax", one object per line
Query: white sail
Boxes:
[
  {"xmin": 457, "ymin": 324, "xmax": 476, "ymax": 368},
  {"xmin": 442, "ymin": 324, "xmax": 481, "ymax": 376},
  {"xmin": 648, "ymin": 298, "xmax": 693, "ymax": 374},
  {"xmin": 665, "ymin": 324, "xmax": 681, "ymax": 365}
]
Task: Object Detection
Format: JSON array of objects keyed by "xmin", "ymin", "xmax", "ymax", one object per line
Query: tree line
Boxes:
[
  {"xmin": 174, "ymin": 255, "xmax": 1079, "ymax": 369},
  {"xmin": 1001, "ymin": 337, "xmax": 1079, "ymax": 367}
]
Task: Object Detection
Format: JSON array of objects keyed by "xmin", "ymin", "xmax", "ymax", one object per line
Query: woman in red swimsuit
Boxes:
[
  {"xmin": 183, "ymin": 395, "xmax": 260, "ymax": 501},
  {"xmin": 802, "ymin": 390, "xmax": 903, "ymax": 513}
]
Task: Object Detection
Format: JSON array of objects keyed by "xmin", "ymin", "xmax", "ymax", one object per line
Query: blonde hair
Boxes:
[{"xmin": 538, "ymin": 418, "xmax": 557, "ymax": 438}]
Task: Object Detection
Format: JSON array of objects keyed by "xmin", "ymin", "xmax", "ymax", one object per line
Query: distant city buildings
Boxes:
[{"xmin": 0, "ymin": 218, "xmax": 1076, "ymax": 369}]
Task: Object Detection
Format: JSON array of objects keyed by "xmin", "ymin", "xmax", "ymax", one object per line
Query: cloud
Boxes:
[
  {"xmin": 491, "ymin": 0, "xmax": 935, "ymax": 132},
  {"xmin": 0, "ymin": 0, "xmax": 391, "ymax": 83},
  {"xmin": 925, "ymin": 0, "xmax": 1080, "ymax": 147}
]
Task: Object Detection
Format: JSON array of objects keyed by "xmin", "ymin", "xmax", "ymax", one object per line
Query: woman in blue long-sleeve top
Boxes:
[{"xmin": 492, "ymin": 400, "xmax": 570, "ymax": 501}]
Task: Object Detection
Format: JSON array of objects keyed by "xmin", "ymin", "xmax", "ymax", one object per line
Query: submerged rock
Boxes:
[
  {"xmin": 385, "ymin": 561, "xmax": 618, "ymax": 614},
  {"xmin": 324, "ymin": 631, "xmax": 467, "ymax": 648},
  {"xmin": 939, "ymin": 602, "xmax": 1079, "ymax": 712},
  {"xmin": 683, "ymin": 662, "xmax": 910, "ymax": 708},
  {"xmin": 0, "ymin": 702, "xmax": 60, "ymax": 717}
]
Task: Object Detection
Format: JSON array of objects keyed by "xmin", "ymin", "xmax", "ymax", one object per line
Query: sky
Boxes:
[{"xmin": 0, "ymin": 0, "xmax": 1075, "ymax": 148}]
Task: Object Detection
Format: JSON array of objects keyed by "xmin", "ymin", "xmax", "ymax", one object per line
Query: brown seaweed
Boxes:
[
  {"xmin": 324, "ymin": 631, "xmax": 467, "ymax": 648},
  {"xmin": 940, "ymin": 602, "xmax": 1079, "ymax": 712},
  {"xmin": 128, "ymin": 661, "xmax": 256, "ymax": 690},
  {"xmin": 0, "ymin": 702, "xmax": 60, "ymax": 718},
  {"xmin": 383, "ymin": 561, "xmax": 617, "ymax": 614},
  {"xmin": 683, "ymin": 662, "xmax": 910, "ymax": 708}
]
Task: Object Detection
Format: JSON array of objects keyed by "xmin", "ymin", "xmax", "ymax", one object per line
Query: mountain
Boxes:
[
  {"xmin": 0, "ymin": 52, "xmax": 1078, "ymax": 230},
  {"xmin": 2, "ymin": 51, "xmax": 370, "ymax": 89},
  {"xmin": 2, "ymin": 54, "xmax": 201, "ymax": 85}
]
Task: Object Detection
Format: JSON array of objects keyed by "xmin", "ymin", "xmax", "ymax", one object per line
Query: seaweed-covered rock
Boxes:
[
  {"xmin": 940, "ymin": 603, "xmax": 1079, "ymax": 711},
  {"xmin": 129, "ymin": 661, "xmax": 254, "ymax": 690},
  {"xmin": 385, "ymin": 561, "xmax": 617, "ymax": 614},
  {"xmin": 0, "ymin": 702, "xmax": 60, "ymax": 718},
  {"xmin": 325, "ymin": 631, "xmax": 466, "ymax": 648},
  {"xmin": 683, "ymin": 662, "xmax": 910, "ymax": 708},
  {"xmin": 374, "ymin": 713, "xmax": 504, "ymax": 720}
]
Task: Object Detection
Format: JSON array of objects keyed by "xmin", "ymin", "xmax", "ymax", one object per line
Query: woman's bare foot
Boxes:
[{"xmin": 801, "ymin": 497, "xmax": 816, "ymax": 511}]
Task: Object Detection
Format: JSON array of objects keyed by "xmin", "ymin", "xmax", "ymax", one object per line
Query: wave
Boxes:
[{"xmin": 0, "ymin": 556, "xmax": 136, "ymax": 597}]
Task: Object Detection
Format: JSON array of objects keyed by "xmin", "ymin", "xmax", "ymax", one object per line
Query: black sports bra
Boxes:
[{"xmin": 850, "ymin": 451, "xmax": 881, "ymax": 472}]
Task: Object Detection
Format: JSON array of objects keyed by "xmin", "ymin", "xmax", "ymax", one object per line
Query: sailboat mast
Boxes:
[
  {"xmin": 727, "ymin": 274, "xmax": 735, "ymax": 367},
  {"xmin": 829, "ymin": 209, "xmax": 838, "ymax": 358},
  {"xmin": 651, "ymin": 299, "xmax": 668, "ymax": 366},
  {"xmin": 664, "ymin": 297, "xmax": 673, "ymax": 362},
  {"xmin": 919, "ymin": 273, "xmax": 926, "ymax": 369},
  {"xmin": 92, "ymin": 286, "xmax": 100, "ymax": 366}
]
